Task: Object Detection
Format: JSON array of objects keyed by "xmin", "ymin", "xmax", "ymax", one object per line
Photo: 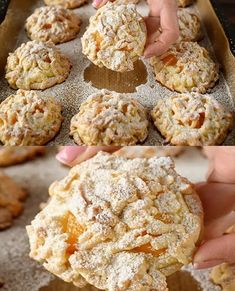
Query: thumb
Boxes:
[
  {"xmin": 194, "ymin": 233, "xmax": 235, "ymax": 269},
  {"xmin": 92, "ymin": 0, "xmax": 109, "ymax": 8},
  {"xmin": 56, "ymin": 146, "xmax": 119, "ymax": 167}
]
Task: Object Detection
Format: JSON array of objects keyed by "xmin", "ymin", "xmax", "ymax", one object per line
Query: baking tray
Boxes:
[
  {"xmin": 0, "ymin": 147, "xmax": 221, "ymax": 291},
  {"xmin": 0, "ymin": 0, "xmax": 235, "ymax": 145}
]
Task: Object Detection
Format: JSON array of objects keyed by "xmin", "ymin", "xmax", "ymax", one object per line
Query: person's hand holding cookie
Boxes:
[
  {"xmin": 92, "ymin": 0, "xmax": 179, "ymax": 57},
  {"xmin": 194, "ymin": 147, "xmax": 235, "ymax": 269}
]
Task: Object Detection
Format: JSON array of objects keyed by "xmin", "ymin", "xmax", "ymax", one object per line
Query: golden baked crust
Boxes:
[
  {"xmin": 151, "ymin": 93, "xmax": 233, "ymax": 146},
  {"xmin": 0, "ymin": 171, "xmax": 27, "ymax": 230},
  {"xmin": 70, "ymin": 90, "xmax": 148, "ymax": 146},
  {"xmin": 150, "ymin": 42, "xmax": 219, "ymax": 94},
  {"xmin": 178, "ymin": 9, "xmax": 202, "ymax": 42},
  {"xmin": 211, "ymin": 263, "xmax": 235, "ymax": 291},
  {"xmin": 27, "ymin": 152, "xmax": 203, "ymax": 291},
  {"xmin": 5, "ymin": 40, "xmax": 71, "ymax": 90},
  {"xmin": 44, "ymin": 0, "xmax": 87, "ymax": 9},
  {"xmin": 0, "ymin": 147, "xmax": 46, "ymax": 167},
  {"xmin": 115, "ymin": 146, "xmax": 184, "ymax": 159},
  {"xmin": 0, "ymin": 90, "xmax": 63, "ymax": 146},
  {"xmin": 177, "ymin": 0, "xmax": 194, "ymax": 8},
  {"xmin": 25, "ymin": 6, "xmax": 81, "ymax": 44},
  {"xmin": 81, "ymin": 1, "xmax": 147, "ymax": 72}
]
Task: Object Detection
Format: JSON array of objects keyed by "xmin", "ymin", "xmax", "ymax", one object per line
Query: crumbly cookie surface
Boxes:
[
  {"xmin": 0, "ymin": 172, "xmax": 27, "ymax": 230},
  {"xmin": 27, "ymin": 152, "xmax": 203, "ymax": 291},
  {"xmin": 0, "ymin": 90, "xmax": 63, "ymax": 146},
  {"xmin": 44, "ymin": 0, "xmax": 87, "ymax": 9},
  {"xmin": 211, "ymin": 263, "xmax": 235, "ymax": 291},
  {"xmin": 0, "ymin": 147, "xmax": 45, "ymax": 167},
  {"xmin": 81, "ymin": 1, "xmax": 147, "ymax": 72},
  {"xmin": 150, "ymin": 42, "xmax": 219, "ymax": 93},
  {"xmin": 151, "ymin": 93, "xmax": 233, "ymax": 146},
  {"xmin": 115, "ymin": 146, "xmax": 184, "ymax": 159},
  {"xmin": 5, "ymin": 40, "xmax": 71, "ymax": 90},
  {"xmin": 178, "ymin": 9, "xmax": 202, "ymax": 42},
  {"xmin": 70, "ymin": 90, "xmax": 148, "ymax": 146},
  {"xmin": 25, "ymin": 6, "xmax": 81, "ymax": 44},
  {"xmin": 177, "ymin": 0, "xmax": 194, "ymax": 8}
]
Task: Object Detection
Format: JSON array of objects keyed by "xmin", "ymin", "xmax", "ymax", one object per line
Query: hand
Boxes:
[
  {"xmin": 56, "ymin": 146, "xmax": 119, "ymax": 167},
  {"xmin": 92, "ymin": 0, "xmax": 179, "ymax": 57},
  {"xmin": 193, "ymin": 147, "xmax": 235, "ymax": 269}
]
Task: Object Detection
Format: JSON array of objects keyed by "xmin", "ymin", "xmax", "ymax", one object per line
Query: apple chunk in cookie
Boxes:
[{"xmin": 27, "ymin": 152, "xmax": 203, "ymax": 291}]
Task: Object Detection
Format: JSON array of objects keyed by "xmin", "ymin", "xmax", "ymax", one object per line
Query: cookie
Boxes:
[
  {"xmin": 44, "ymin": 0, "xmax": 87, "ymax": 9},
  {"xmin": 177, "ymin": 0, "xmax": 194, "ymax": 8},
  {"xmin": 0, "ymin": 172, "xmax": 27, "ymax": 230},
  {"xmin": 25, "ymin": 6, "xmax": 81, "ymax": 44},
  {"xmin": 150, "ymin": 42, "xmax": 219, "ymax": 93},
  {"xmin": 70, "ymin": 90, "xmax": 148, "ymax": 145},
  {"xmin": 115, "ymin": 146, "xmax": 184, "ymax": 159},
  {"xmin": 27, "ymin": 152, "xmax": 203, "ymax": 290},
  {"xmin": 211, "ymin": 263, "xmax": 235, "ymax": 291},
  {"xmin": 178, "ymin": 9, "xmax": 202, "ymax": 42},
  {"xmin": 0, "ymin": 147, "xmax": 46, "ymax": 167},
  {"xmin": 0, "ymin": 90, "xmax": 63, "ymax": 146},
  {"xmin": 5, "ymin": 40, "xmax": 71, "ymax": 90},
  {"xmin": 151, "ymin": 93, "xmax": 233, "ymax": 146},
  {"xmin": 81, "ymin": 1, "xmax": 146, "ymax": 72}
]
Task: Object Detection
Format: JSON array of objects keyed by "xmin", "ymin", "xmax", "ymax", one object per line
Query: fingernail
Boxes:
[
  {"xmin": 193, "ymin": 259, "xmax": 225, "ymax": 270},
  {"xmin": 143, "ymin": 54, "xmax": 152, "ymax": 59},
  {"xmin": 92, "ymin": 0, "xmax": 99, "ymax": 8},
  {"xmin": 56, "ymin": 146, "xmax": 86, "ymax": 164}
]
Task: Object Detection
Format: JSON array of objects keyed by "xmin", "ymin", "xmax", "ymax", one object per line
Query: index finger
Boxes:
[
  {"xmin": 144, "ymin": 0, "xmax": 179, "ymax": 57},
  {"xmin": 203, "ymin": 146, "xmax": 235, "ymax": 183}
]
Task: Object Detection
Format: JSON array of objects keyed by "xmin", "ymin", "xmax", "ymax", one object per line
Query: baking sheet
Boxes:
[
  {"xmin": 0, "ymin": 0, "xmax": 235, "ymax": 145},
  {"xmin": 0, "ymin": 147, "xmax": 221, "ymax": 291}
]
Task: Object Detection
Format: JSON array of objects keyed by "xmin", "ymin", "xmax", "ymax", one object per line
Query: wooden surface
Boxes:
[{"xmin": 217, "ymin": 0, "xmax": 235, "ymax": 37}]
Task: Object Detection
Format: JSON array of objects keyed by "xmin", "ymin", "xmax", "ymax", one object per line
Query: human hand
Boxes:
[
  {"xmin": 194, "ymin": 147, "xmax": 235, "ymax": 269},
  {"xmin": 56, "ymin": 146, "xmax": 120, "ymax": 167},
  {"xmin": 92, "ymin": 0, "xmax": 179, "ymax": 57}
]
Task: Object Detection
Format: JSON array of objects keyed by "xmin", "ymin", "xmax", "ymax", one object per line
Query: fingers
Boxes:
[
  {"xmin": 195, "ymin": 182, "xmax": 235, "ymax": 222},
  {"xmin": 92, "ymin": 0, "xmax": 108, "ymax": 9},
  {"xmin": 194, "ymin": 233, "xmax": 235, "ymax": 269},
  {"xmin": 144, "ymin": 0, "xmax": 179, "ymax": 57},
  {"xmin": 56, "ymin": 146, "xmax": 120, "ymax": 167},
  {"xmin": 203, "ymin": 146, "xmax": 235, "ymax": 183}
]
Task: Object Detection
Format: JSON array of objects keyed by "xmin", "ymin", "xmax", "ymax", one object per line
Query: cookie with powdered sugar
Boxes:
[
  {"xmin": 0, "ymin": 172, "xmax": 27, "ymax": 230},
  {"xmin": 6, "ymin": 40, "xmax": 71, "ymax": 90},
  {"xmin": 70, "ymin": 90, "xmax": 148, "ymax": 146},
  {"xmin": 44, "ymin": 0, "xmax": 87, "ymax": 9},
  {"xmin": 27, "ymin": 151, "xmax": 203, "ymax": 291},
  {"xmin": 0, "ymin": 147, "xmax": 45, "ymax": 167},
  {"xmin": 81, "ymin": 1, "xmax": 146, "ymax": 72},
  {"xmin": 151, "ymin": 93, "xmax": 233, "ymax": 146},
  {"xmin": 0, "ymin": 90, "xmax": 63, "ymax": 146},
  {"xmin": 150, "ymin": 42, "xmax": 219, "ymax": 93},
  {"xmin": 25, "ymin": 6, "xmax": 81, "ymax": 44},
  {"xmin": 178, "ymin": 9, "xmax": 202, "ymax": 42}
]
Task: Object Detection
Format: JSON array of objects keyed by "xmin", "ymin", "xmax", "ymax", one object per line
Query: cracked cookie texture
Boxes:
[
  {"xmin": 0, "ymin": 90, "xmax": 63, "ymax": 146},
  {"xmin": 151, "ymin": 93, "xmax": 233, "ymax": 146},
  {"xmin": 81, "ymin": 1, "xmax": 146, "ymax": 72},
  {"xmin": 70, "ymin": 90, "xmax": 148, "ymax": 146},
  {"xmin": 150, "ymin": 42, "xmax": 219, "ymax": 93},
  {"xmin": 178, "ymin": 9, "xmax": 202, "ymax": 42},
  {"xmin": 5, "ymin": 40, "xmax": 71, "ymax": 90},
  {"xmin": 44, "ymin": 0, "xmax": 87, "ymax": 9},
  {"xmin": 25, "ymin": 6, "xmax": 81, "ymax": 44},
  {"xmin": 27, "ymin": 152, "xmax": 203, "ymax": 291}
]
